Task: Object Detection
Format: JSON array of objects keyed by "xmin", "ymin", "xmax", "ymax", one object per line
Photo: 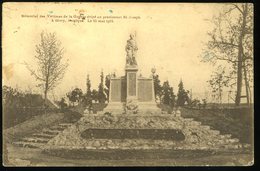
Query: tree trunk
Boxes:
[
  {"xmin": 44, "ymin": 90, "xmax": 47, "ymax": 106},
  {"xmin": 243, "ymin": 61, "xmax": 250, "ymax": 107},
  {"xmin": 235, "ymin": 55, "xmax": 243, "ymax": 106},
  {"xmin": 43, "ymin": 89, "xmax": 48, "ymax": 114},
  {"xmin": 248, "ymin": 81, "xmax": 252, "ymax": 105},
  {"xmin": 235, "ymin": 4, "xmax": 248, "ymax": 106}
]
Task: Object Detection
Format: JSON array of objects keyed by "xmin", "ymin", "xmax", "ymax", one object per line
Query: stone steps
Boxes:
[
  {"xmin": 42, "ymin": 129, "xmax": 60, "ymax": 135},
  {"xmin": 58, "ymin": 123, "xmax": 73, "ymax": 127},
  {"xmin": 183, "ymin": 119, "xmax": 241, "ymax": 147},
  {"xmin": 20, "ymin": 137, "xmax": 49, "ymax": 143},
  {"xmin": 48, "ymin": 123, "xmax": 72, "ymax": 131},
  {"xmin": 190, "ymin": 121, "xmax": 201, "ymax": 126},
  {"xmin": 32, "ymin": 133, "xmax": 57, "ymax": 139},
  {"xmin": 225, "ymin": 138, "xmax": 240, "ymax": 143},
  {"xmin": 202, "ymin": 131, "xmax": 239, "ymax": 145},
  {"xmin": 49, "ymin": 126, "xmax": 65, "ymax": 131},
  {"xmin": 183, "ymin": 118, "xmax": 194, "ymax": 122},
  {"xmin": 200, "ymin": 125, "xmax": 210, "ymax": 130},
  {"xmin": 223, "ymin": 144, "xmax": 241, "ymax": 149},
  {"xmin": 12, "ymin": 121, "xmax": 75, "ymax": 149},
  {"xmin": 208, "ymin": 129, "xmax": 220, "ymax": 136},
  {"xmin": 220, "ymin": 134, "xmax": 232, "ymax": 139},
  {"xmin": 13, "ymin": 141, "xmax": 45, "ymax": 148},
  {"xmin": 184, "ymin": 120, "xmax": 201, "ymax": 127}
]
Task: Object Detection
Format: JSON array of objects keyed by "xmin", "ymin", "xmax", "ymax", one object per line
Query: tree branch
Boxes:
[
  {"xmin": 213, "ymin": 40, "xmax": 239, "ymax": 48},
  {"xmin": 231, "ymin": 3, "xmax": 244, "ymax": 14},
  {"xmin": 23, "ymin": 61, "xmax": 45, "ymax": 81}
]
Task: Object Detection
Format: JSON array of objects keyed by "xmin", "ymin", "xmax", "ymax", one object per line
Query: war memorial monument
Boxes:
[
  {"xmin": 43, "ymin": 34, "xmax": 248, "ymax": 159},
  {"xmin": 98, "ymin": 33, "xmax": 161, "ymax": 115}
]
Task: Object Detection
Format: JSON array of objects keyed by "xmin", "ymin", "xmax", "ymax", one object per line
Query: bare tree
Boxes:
[
  {"xmin": 26, "ymin": 31, "xmax": 69, "ymax": 106},
  {"xmin": 202, "ymin": 3, "xmax": 253, "ymax": 106}
]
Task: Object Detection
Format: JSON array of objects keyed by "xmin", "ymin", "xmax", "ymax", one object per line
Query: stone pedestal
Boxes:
[
  {"xmin": 125, "ymin": 65, "xmax": 138, "ymax": 102},
  {"xmin": 101, "ymin": 64, "xmax": 161, "ymax": 115}
]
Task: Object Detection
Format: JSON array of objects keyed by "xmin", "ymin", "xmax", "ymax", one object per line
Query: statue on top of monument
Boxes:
[{"xmin": 125, "ymin": 33, "xmax": 138, "ymax": 66}]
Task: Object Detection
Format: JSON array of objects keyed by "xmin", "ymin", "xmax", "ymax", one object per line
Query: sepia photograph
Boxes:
[{"xmin": 2, "ymin": 2, "xmax": 254, "ymax": 166}]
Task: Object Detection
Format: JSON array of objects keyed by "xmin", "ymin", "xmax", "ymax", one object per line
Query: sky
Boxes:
[{"xmin": 3, "ymin": 3, "xmax": 238, "ymax": 102}]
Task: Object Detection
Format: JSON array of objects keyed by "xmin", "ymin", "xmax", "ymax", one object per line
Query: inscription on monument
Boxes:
[
  {"xmin": 138, "ymin": 79, "xmax": 153, "ymax": 101},
  {"xmin": 111, "ymin": 79, "xmax": 121, "ymax": 102},
  {"xmin": 128, "ymin": 73, "xmax": 136, "ymax": 96}
]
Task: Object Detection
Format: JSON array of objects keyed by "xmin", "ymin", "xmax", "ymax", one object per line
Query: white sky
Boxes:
[{"xmin": 3, "ymin": 3, "xmax": 242, "ymax": 102}]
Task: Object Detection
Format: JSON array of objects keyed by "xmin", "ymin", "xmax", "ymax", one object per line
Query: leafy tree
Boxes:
[
  {"xmin": 3, "ymin": 86, "xmax": 25, "ymax": 108},
  {"xmin": 161, "ymin": 81, "xmax": 175, "ymax": 107},
  {"xmin": 176, "ymin": 79, "xmax": 189, "ymax": 106},
  {"xmin": 66, "ymin": 88, "xmax": 83, "ymax": 106},
  {"xmin": 202, "ymin": 99, "xmax": 207, "ymax": 109},
  {"xmin": 151, "ymin": 68, "xmax": 162, "ymax": 103},
  {"xmin": 83, "ymin": 74, "xmax": 92, "ymax": 108},
  {"xmin": 58, "ymin": 97, "xmax": 67, "ymax": 111},
  {"xmin": 25, "ymin": 31, "xmax": 69, "ymax": 107},
  {"xmin": 153, "ymin": 75, "xmax": 162, "ymax": 103},
  {"xmin": 201, "ymin": 3, "xmax": 253, "ymax": 106},
  {"xmin": 3, "ymin": 85, "xmax": 16, "ymax": 107},
  {"xmin": 92, "ymin": 89, "xmax": 98, "ymax": 103},
  {"xmin": 98, "ymin": 71, "xmax": 106, "ymax": 103},
  {"xmin": 190, "ymin": 99, "xmax": 200, "ymax": 109},
  {"xmin": 104, "ymin": 72, "xmax": 116, "ymax": 101},
  {"xmin": 169, "ymin": 87, "xmax": 175, "ymax": 107}
]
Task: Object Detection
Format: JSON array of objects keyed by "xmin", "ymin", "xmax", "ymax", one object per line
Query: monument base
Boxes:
[
  {"xmin": 99, "ymin": 102, "xmax": 124, "ymax": 114},
  {"xmin": 138, "ymin": 102, "xmax": 161, "ymax": 114},
  {"xmin": 99, "ymin": 101, "xmax": 161, "ymax": 115},
  {"xmin": 44, "ymin": 112, "xmax": 245, "ymax": 159}
]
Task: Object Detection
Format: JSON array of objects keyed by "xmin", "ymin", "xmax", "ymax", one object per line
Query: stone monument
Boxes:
[
  {"xmin": 44, "ymin": 34, "xmax": 245, "ymax": 160},
  {"xmin": 101, "ymin": 33, "xmax": 161, "ymax": 114}
]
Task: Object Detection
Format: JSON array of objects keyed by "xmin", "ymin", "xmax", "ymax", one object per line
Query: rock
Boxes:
[
  {"xmin": 161, "ymin": 111, "xmax": 168, "ymax": 114},
  {"xmin": 243, "ymin": 144, "xmax": 251, "ymax": 148},
  {"xmin": 218, "ymin": 139, "xmax": 225, "ymax": 144},
  {"xmin": 83, "ymin": 109, "xmax": 90, "ymax": 114},
  {"xmin": 176, "ymin": 110, "xmax": 181, "ymax": 117},
  {"xmin": 227, "ymin": 138, "xmax": 239, "ymax": 143},
  {"xmin": 106, "ymin": 139, "xmax": 113, "ymax": 146},
  {"xmin": 92, "ymin": 140, "xmax": 101, "ymax": 148}
]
